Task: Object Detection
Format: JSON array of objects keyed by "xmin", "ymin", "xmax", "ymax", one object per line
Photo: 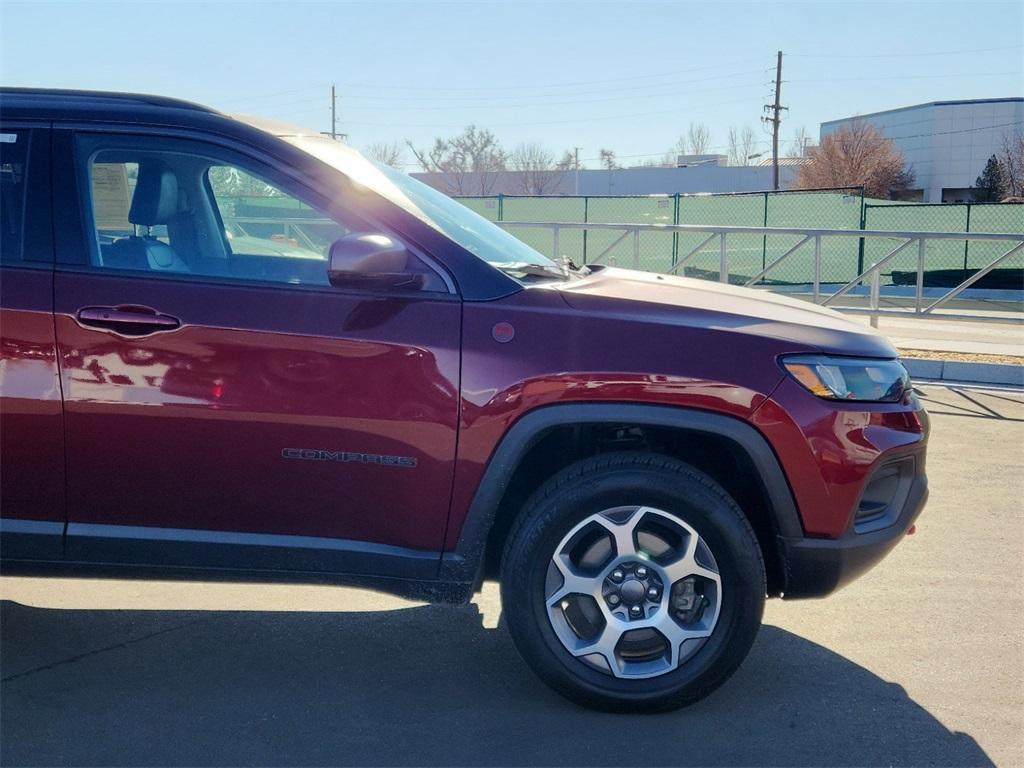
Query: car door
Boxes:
[
  {"xmin": 0, "ymin": 122, "xmax": 65, "ymax": 559},
  {"xmin": 51, "ymin": 128, "xmax": 461, "ymax": 578}
]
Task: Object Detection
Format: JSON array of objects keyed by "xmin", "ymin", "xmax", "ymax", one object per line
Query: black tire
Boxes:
[{"xmin": 500, "ymin": 451, "xmax": 765, "ymax": 712}]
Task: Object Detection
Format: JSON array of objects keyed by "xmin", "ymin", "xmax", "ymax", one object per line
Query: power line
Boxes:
[
  {"xmin": 226, "ymin": 94, "xmax": 329, "ymax": 111},
  {"xmin": 337, "ymin": 82, "xmax": 766, "ymax": 114},
  {"xmin": 791, "ymin": 70, "xmax": 1022, "ymax": 83},
  {"xmin": 213, "ymin": 84, "xmax": 327, "ymax": 108},
  {"xmin": 222, "ymin": 67, "xmax": 769, "ymax": 115},
  {"xmin": 336, "ymin": 56, "xmax": 767, "ymax": 92},
  {"xmin": 275, "ymin": 95, "xmax": 761, "ymax": 130},
  {"xmin": 789, "ymin": 44, "xmax": 1022, "ymax": 58},
  {"xmin": 342, "ymin": 70, "xmax": 768, "ymax": 105}
]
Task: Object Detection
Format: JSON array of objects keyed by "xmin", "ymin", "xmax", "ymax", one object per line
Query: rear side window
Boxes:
[{"xmin": 0, "ymin": 130, "xmax": 29, "ymax": 264}]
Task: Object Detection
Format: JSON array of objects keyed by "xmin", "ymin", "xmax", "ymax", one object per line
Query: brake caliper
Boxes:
[{"xmin": 671, "ymin": 577, "xmax": 708, "ymax": 624}]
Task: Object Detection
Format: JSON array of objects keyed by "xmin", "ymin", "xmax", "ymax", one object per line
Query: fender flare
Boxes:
[{"xmin": 440, "ymin": 402, "xmax": 803, "ymax": 582}]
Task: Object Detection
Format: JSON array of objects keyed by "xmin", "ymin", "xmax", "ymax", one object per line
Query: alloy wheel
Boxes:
[{"xmin": 545, "ymin": 505, "xmax": 722, "ymax": 679}]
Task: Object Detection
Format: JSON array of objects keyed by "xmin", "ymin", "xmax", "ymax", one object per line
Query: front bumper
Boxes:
[{"xmin": 777, "ymin": 447, "xmax": 929, "ymax": 599}]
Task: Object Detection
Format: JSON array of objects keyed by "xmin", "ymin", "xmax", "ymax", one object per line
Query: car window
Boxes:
[
  {"xmin": 91, "ymin": 161, "xmax": 172, "ymax": 248},
  {"xmin": 287, "ymin": 135, "xmax": 564, "ymax": 277},
  {"xmin": 77, "ymin": 136, "xmax": 447, "ymax": 291},
  {"xmin": 206, "ymin": 165, "xmax": 346, "ymax": 267},
  {"xmin": 0, "ymin": 130, "xmax": 29, "ymax": 264}
]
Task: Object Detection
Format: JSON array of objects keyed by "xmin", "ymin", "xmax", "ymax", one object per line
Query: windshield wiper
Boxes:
[
  {"xmin": 492, "ymin": 261, "xmax": 569, "ymax": 280},
  {"xmin": 562, "ymin": 258, "xmax": 591, "ymax": 276}
]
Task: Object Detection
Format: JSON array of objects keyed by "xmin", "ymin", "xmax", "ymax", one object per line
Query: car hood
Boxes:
[{"xmin": 555, "ymin": 267, "xmax": 897, "ymax": 358}]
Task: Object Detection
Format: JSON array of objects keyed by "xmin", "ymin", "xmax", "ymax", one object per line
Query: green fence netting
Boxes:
[
  {"xmin": 864, "ymin": 201, "xmax": 1024, "ymax": 286},
  {"xmin": 455, "ymin": 189, "xmax": 1024, "ymax": 287}
]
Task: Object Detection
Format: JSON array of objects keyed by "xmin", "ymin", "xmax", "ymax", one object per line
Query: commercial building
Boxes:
[{"xmin": 820, "ymin": 98, "xmax": 1023, "ymax": 202}]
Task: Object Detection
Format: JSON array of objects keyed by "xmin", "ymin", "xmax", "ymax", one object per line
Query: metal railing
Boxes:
[{"xmin": 498, "ymin": 221, "xmax": 1024, "ymax": 323}]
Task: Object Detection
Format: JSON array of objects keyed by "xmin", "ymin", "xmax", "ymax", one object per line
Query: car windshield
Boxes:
[{"xmin": 283, "ymin": 134, "xmax": 566, "ymax": 279}]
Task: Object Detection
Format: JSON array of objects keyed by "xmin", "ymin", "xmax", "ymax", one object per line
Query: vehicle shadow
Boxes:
[
  {"xmin": 917, "ymin": 385, "xmax": 1024, "ymax": 422},
  {"xmin": 0, "ymin": 599, "xmax": 992, "ymax": 767}
]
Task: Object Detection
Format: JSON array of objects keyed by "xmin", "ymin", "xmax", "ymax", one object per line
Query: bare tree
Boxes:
[
  {"xmin": 727, "ymin": 127, "xmax": 742, "ymax": 166},
  {"xmin": 637, "ymin": 151, "xmax": 677, "ymax": 168},
  {"xmin": 364, "ymin": 141, "xmax": 405, "ymax": 169},
  {"xmin": 796, "ymin": 120, "xmax": 915, "ymax": 198},
  {"xmin": 670, "ymin": 122, "xmax": 712, "ymax": 158},
  {"xmin": 555, "ymin": 150, "xmax": 578, "ymax": 171},
  {"xmin": 786, "ymin": 127, "xmax": 812, "ymax": 158},
  {"xmin": 739, "ymin": 126, "xmax": 758, "ymax": 165},
  {"xmin": 407, "ymin": 137, "xmax": 469, "ymax": 193},
  {"xmin": 599, "ymin": 148, "xmax": 619, "ymax": 170},
  {"xmin": 727, "ymin": 126, "xmax": 759, "ymax": 166},
  {"xmin": 510, "ymin": 141, "xmax": 554, "ymax": 172},
  {"xmin": 509, "ymin": 142, "xmax": 564, "ymax": 194},
  {"xmin": 687, "ymin": 122, "xmax": 711, "ymax": 155},
  {"xmin": 998, "ymin": 129, "xmax": 1024, "ymax": 198},
  {"xmin": 407, "ymin": 125, "xmax": 508, "ymax": 195}
]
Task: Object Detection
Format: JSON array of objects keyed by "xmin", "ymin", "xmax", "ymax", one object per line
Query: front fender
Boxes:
[{"xmin": 439, "ymin": 402, "xmax": 801, "ymax": 583}]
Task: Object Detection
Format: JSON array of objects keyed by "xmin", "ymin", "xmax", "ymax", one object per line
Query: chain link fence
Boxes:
[
  {"xmin": 456, "ymin": 189, "xmax": 1024, "ymax": 287},
  {"xmin": 864, "ymin": 201, "xmax": 1024, "ymax": 288}
]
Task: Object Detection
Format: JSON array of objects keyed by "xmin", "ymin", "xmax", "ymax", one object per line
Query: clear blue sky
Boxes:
[{"xmin": 1, "ymin": 1, "xmax": 1021, "ymax": 169}]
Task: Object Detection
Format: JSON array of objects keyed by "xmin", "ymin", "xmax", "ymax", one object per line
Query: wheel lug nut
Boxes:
[
  {"xmin": 610, "ymin": 569, "xmax": 624, "ymax": 583},
  {"xmin": 607, "ymin": 594, "xmax": 620, "ymax": 606},
  {"xmin": 629, "ymin": 605, "xmax": 643, "ymax": 617},
  {"xmin": 635, "ymin": 566, "xmax": 648, "ymax": 578},
  {"xmin": 647, "ymin": 586, "xmax": 660, "ymax": 599}
]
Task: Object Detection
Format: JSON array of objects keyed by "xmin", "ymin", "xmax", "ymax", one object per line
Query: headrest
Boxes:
[{"xmin": 129, "ymin": 161, "xmax": 178, "ymax": 226}]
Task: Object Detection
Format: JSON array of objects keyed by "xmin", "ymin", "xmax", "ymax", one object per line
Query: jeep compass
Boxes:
[{"xmin": 0, "ymin": 89, "xmax": 928, "ymax": 711}]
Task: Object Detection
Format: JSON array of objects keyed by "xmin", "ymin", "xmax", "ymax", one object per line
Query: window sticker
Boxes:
[
  {"xmin": 91, "ymin": 163, "xmax": 132, "ymax": 231},
  {"xmin": 0, "ymin": 133, "xmax": 17, "ymax": 143}
]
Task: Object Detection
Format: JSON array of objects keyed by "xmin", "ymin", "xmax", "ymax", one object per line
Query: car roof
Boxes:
[
  {"xmin": 0, "ymin": 87, "xmax": 222, "ymax": 116},
  {"xmin": 0, "ymin": 88, "xmax": 284, "ymax": 139}
]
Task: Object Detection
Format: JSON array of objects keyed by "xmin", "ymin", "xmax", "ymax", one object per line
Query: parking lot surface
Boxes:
[{"xmin": 1, "ymin": 384, "xmax": 1021, "ymax": 767}]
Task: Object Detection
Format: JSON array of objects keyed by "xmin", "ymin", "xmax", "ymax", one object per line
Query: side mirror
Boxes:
[{"xmin": 327, "ymin": 232, "xmax": 423, "ymax": 290}]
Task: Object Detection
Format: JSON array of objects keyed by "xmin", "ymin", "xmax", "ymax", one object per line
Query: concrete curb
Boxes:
[{"xmin": 904, "ymin": 358, "xmax": 1024, "ymax": 387}]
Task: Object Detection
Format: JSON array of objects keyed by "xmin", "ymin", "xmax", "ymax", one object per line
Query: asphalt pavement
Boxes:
[{"xmin": 1, "ymin": 384, "xmax": 1021, "ymax": 767}]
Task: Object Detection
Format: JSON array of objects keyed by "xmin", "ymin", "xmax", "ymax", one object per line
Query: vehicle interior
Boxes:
[{"xmin": 86, "ymin": 150, "xmax": 446, "ymax": 290}]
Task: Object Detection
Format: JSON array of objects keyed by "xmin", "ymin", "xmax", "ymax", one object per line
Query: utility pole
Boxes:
[
  {"xmin": 762, "ymin": 51, "xmax": 787, "ymax": 190},
  {"xmin": 574, "ymin": 146, "xmax": 583, "ymax": 195},
  {"xmin": 331, "ymin": 84, "xmax": 337, "ymax": 140},
  {"xmin": 321, "ymin": 84, "xmax": 348, "ymax": 142}
]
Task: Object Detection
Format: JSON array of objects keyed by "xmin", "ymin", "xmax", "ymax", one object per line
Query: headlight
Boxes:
[{"xmin": 781, "ymin": 354, "xmax": 910, "ymax": 402}]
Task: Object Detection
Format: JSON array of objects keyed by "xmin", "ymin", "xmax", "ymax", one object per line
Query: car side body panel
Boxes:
[
  {"xmin": 52, "ymin": 272, "xmax": 462, "ymax": 551},
  {"xmin": 0, "ymin": 123, "xmax": 65, "ymax": 558},
  {"xmin": 446, "ymin": 286, "xmax": 799, "ymax": 551},
  {"xmin": 0, "ymin": 271, "xmax": 65, "ymax": 527}
]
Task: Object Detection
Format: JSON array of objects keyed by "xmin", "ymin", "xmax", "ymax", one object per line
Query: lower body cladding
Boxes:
[
  {"xmin": 0, "ymin": 521, "xmax": 475, "ymax": 603},
  {"xmin": 777, "ymin": 446, "xmax": 929, "ymax": 599}
]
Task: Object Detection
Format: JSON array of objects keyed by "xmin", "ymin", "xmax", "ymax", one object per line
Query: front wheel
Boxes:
[{"xmin": 500, "ymin": 452, "xmax": 765, "ymax": 712}]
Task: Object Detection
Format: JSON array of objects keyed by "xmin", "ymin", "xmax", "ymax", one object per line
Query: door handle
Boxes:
[{"xmin": 76, "ymin": 306, "xmax": 181, "ymax": 336}]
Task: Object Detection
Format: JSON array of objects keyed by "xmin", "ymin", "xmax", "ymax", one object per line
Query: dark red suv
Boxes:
[{"xmin": 0, "ymin": 89, "xmax": 928, "ymax": 711}]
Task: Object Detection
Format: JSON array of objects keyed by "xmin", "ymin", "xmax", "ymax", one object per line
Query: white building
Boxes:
[
  {"xmin": 411, "ymin": 163, "xmax": 798, "ymax": 197},
  {"xmin": 820, "ymin": 98, "xmax": 1023, "ymax": 202}
]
